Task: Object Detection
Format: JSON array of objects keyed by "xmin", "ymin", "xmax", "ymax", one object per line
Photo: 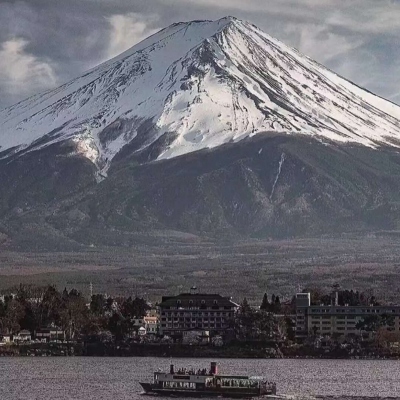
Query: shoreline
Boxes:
[{"xmin": 1, "ymin": 342, "xmax": 400, "ymax": 360}]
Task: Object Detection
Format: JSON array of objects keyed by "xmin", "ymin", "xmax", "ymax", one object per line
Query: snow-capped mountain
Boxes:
[
  {"xmin": 2, "ymin": 16, "xmax": 400, "ymax": 178},
  {"xmin": 4, "ymin": 17, "xmax": 400, "ymax": 249}
]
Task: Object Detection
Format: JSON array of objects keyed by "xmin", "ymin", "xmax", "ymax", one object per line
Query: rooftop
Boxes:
[{"xmin": 159, "ymin": 293, "xmax": 238, "ymax": 308}]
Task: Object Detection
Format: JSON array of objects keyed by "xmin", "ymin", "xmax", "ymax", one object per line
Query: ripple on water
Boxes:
[{"xmin": 0, "ymin": 358, "xmax": 399, "ymax": 400}]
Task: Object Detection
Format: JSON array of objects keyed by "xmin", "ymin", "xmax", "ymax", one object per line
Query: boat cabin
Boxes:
[{"xmin": 152, "ymin": 362, "xmax": 275, "ymax": 394}]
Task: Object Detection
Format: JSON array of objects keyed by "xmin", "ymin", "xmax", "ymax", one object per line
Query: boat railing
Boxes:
[{"xmin": 174, "ymin": 368, "xmax": 210, "ymax": 376}]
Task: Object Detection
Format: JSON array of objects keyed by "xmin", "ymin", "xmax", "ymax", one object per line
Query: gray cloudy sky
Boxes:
[{"xmin": 1, "ymin": 0, "xmax": 400, "ymax": 110}]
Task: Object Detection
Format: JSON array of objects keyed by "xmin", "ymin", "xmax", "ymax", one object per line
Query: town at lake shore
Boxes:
[{"xmin": 1, "ymin": 284, "xmax": 400, "ymax": 359}]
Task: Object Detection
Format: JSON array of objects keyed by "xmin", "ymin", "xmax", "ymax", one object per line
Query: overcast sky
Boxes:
[{"xmin": 0, "ymin": 0, "xmax": 400, "ymax": 110}]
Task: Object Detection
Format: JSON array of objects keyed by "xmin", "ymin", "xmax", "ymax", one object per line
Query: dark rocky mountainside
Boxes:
[{"xmin": 2, "ymin": 134, "xmax": 400, "ymax": 250}]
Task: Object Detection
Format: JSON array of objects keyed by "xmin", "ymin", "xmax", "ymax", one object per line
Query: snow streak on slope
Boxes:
[{"xmin": 1, "ymin": 16, "xmax": 400, "ymax": 176}]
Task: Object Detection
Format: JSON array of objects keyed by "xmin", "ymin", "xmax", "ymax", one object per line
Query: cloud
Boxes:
[
  {"xmin": 0, "ymin": 0, "xmax": 399, "ymax": 108},
  {"xmin": 105, "ymin": 13, "xmax": 159, "ymax": 59},
  {"xmin": 0, "ymin": 38, "xmax": 57, "ymax": 104},
  {"xmin": 326, "ymin": 1, "xmax": 400, "ymax": 34},
  {"xmin": 281, "ymin": 23, "xmax": 363, "ymax": 65},
  {"xmin": 163, "ymin": 0, "xmax": 400, "ymax": 36}
]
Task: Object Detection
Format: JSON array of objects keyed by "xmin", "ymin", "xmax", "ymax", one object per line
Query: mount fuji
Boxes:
[{"xmin": 2, "ymin": 17, "xmax": 400, "ymax": 249}]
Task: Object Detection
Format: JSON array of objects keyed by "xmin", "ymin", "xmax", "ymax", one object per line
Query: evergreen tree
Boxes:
[
  {"xmin": 260, "ymin": 293, "xmax": 270, "ymax": 311},
  {"xmin": 39, "ymin": 285, "xmax": 62, "ymax": 327},
  {"xmin": 274, "ymin": 295, "xmax": 281, "ymax": 313},
  {"xmin": 121, "ymin": 297, "xmax": 149, "ymax": 319},
  {"xmin": 236, "ymin": 298, "xmax": 255, "ymax": 341},
  {"xmin": 90, "ymin": 294, "xmax": 106, "ymax": 316}
]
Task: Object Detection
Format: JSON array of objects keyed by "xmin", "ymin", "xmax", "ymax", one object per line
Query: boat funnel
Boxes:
[
  {"xmin": 170, "ymin": 364, "xmax": 174, "ymax": 374},
  {"xmin": 210, "ymin": 362, "xmax": 218, "ymax": 375}
]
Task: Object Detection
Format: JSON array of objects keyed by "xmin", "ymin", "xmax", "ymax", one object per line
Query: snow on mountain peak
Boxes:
[{"xmin": 1, "ymin": 17, "xmax": 400, "ymax": 176}]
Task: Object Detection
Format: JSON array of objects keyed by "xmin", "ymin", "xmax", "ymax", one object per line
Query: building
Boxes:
[
  {"xmin": 144, "ymin": 316, "xmax": 159, "ymax": 335},
  {"xmin": 138, "ymin": 327, "xmax": 147, "ymax": 336},
  {"xmin": 13, "ymin": 330, "xmax": 32, "ymax": 343},
  {"xmin": 125, "ymin": 318, "xmax": 145, "ymax": 338},
  {"xmin": 159, "ymin": 292, "xmax": 238, "ymax": 340},
  {"xmin": 146, "ymin": 308, "xmax": 159, "ymax": 318},
  {"xmin": 0, "ymin": 334, "xmax": 12, "ymax": 346},
  {"xmin": 35, "ymin": 327, "xmax": 65, "ymax": 342},
  {"xmin": 295, "ymin": 292, "xmax": 400, "ymax": 338}
]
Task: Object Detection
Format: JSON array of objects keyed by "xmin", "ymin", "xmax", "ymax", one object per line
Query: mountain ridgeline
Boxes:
[{"xmin": 1, "ymin": 17, "xmax": 400, "ymax": 249}]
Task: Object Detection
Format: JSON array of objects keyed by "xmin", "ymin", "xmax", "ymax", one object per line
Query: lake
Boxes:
[{"xmin": 0, "ymin": 357, "xmax": 399, "ymax": 399}]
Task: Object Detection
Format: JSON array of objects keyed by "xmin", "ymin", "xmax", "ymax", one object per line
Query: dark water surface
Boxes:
[{"xmin": 0, "ymin": 357, "xmax": 399, "ymax": 400}]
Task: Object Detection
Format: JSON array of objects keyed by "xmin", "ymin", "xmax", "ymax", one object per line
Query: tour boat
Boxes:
[{"xmin": 140, "ymin": 362, "xmax": 277, "ymax": 397}]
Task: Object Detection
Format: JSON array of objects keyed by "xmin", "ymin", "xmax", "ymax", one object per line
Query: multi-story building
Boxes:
[
  {"xmin": 144, "ymin": 316, "xmax": 159, "ymax": 335},
  {"xmin": 295, "ymin": 292, "xmax": 400, "ymax": 338},
  {"xmin": 159, "ymin": 292, "xmax": 239, "ymax": 339},
  {"xmin": 13, "ymin": 330, "xmax": 32, "ymax": 343},
  {"xmin": 35, "ymin": 327, "xmax": 66, "ymax": 342}
]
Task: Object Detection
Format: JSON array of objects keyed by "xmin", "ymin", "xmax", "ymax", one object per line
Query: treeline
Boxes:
[
  {"xmin": 304, "ymin": 288, "xmax": 379, "ymax": 307},
  {"xmin": 0, "ymin": 284, "xmax": 148, "ymax": 340},
  {"xmin": 260, "ymin": 293, "xmax": 283, "ymax": 313},
  {"xmin": 0, "ymin": 285, "xmax": 296, "ymax": 344},
  {"xmin": 234, "ymin": 298, "xmax": 295, "ymax": 342}
]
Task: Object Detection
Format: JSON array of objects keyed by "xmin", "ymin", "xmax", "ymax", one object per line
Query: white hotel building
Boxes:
[{"xmin": 295, "ymin": 292, "xmax": 400, "ymax": 338}]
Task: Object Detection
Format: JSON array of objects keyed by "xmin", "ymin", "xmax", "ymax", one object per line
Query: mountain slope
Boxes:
[
  {"xmin": 2, "ymin": 17, "xmax": 400, "ymax": 249},
  {"xmin": 3, "ymin": 134, "xmax": 400, "ymax": 250},
  {"xmin": 1, "ymin": 17, "xmax": 400, "ymax": 178}
]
